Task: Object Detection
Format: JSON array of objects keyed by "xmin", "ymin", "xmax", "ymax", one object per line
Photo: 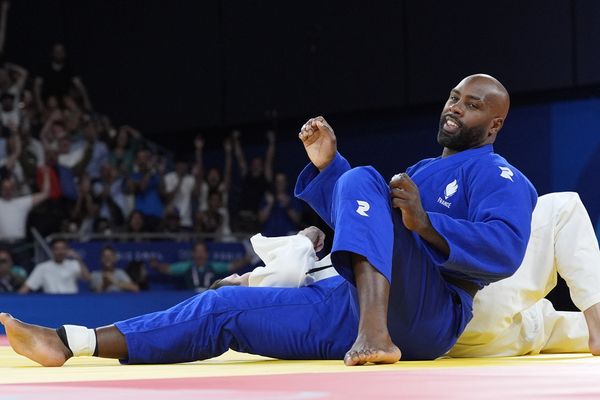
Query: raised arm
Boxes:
[
  {"xmin": 31, "ymin": 166, "xmax": 50, "ymax": 207},
  {"xmin": 0, "ymin": 1, "xmax": 9, "ymax": 55},
  {"xmin": 232, "ymin": 130, "xmax": 248, "ymax": 177},
  {"xmin": 264, "ymin": 130, "xmax": 276, "ymax": 182},
  {"xmin": 5, "ymin": 62, "xmax": 28, "ymax": 94},
  {"xmin": 222, "ymin": 137, "xmax": 233, "ymax": 191}
]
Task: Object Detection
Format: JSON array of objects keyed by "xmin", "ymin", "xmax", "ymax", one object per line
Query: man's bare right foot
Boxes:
[
  {"xmin": 0, "ymin": 312, "xmax": 71, "ymax": 367},
  {"xmin": 344, "ymin": 333, "xmax": 401, "ymax": 366}
]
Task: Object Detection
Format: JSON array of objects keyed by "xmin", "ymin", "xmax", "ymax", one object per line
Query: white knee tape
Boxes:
[{"xmin": 63, "ymin": 325, "xmax": 97, "ymax": 357}]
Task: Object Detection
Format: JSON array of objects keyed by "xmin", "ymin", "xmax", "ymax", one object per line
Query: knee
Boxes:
[{"xmin": 336, "ymin": 166, "xmax": 388, "ymax": 195}]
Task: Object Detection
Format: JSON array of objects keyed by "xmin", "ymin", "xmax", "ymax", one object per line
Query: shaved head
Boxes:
[
  {"xmin": 438, "ymin": 74, "xmax": 511, "ymax": 156},
  {"xmin": 455, "ymin": 74, "xmax": 510, "ymax": 120}
]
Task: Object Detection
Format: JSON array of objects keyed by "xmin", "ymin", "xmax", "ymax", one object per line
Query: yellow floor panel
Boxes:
[{"xmin": 1, "ymin": 345, "xmax": 599, "ymax": 385}]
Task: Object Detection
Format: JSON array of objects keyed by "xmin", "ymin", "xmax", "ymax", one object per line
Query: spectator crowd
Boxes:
[{"xmin": 0, "ymin": 1, "xmax": 314, "ymax": 294}]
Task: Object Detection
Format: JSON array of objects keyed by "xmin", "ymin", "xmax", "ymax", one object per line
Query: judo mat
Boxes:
[{"xmin": 2, "ymin": 335, "xmax": 600, "ymax": 399}]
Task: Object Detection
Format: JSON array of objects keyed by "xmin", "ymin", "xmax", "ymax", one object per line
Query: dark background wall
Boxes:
[{"xmin": 5, "ymin": 1, "xmax": 600, "ymax": 136}]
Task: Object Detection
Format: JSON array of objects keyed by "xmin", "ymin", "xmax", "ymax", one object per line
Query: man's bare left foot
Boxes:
[
  {"xmin": 0, "ymin": 313, "xmax": 71, "ymax": 367},
  {"xmin": 344, "ymin": 333, "xmax": 401, "ymax": 366}
]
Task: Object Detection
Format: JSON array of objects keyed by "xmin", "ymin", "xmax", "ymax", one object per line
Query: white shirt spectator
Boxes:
[
  {"xmin": 0, "ymin": 195, "xmax": 33, "ymax": 240},
  {"xmin": 164, "ymin": 172, "xmax": 195, "ymax": 227},
  {"xmin": 90, "ymin": 269, "xmax": 133, "ymax": 292},
  {"xmin": 25, "ymin": 259, "xmax": 82, "ymax": 294}
]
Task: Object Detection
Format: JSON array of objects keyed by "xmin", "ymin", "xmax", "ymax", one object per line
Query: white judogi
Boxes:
[
  {"xmin": 449, "ymin": 192, "xmax": 600, "ymax": 357},
  {"xmin": 248, "ymin": 233, "xmax": 335, "ymax": 287}
]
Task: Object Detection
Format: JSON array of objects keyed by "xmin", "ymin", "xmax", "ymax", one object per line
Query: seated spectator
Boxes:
[
  {"xmin": 232, "ymin": 130, "xmax": 274, "ymax": 232},
  {"xmin": 149, "ymin": 242, "xmax": 231, "ymax": 291},
  {"xmin": 124, "ymin": 148, "xmax": 165, "ymax": 231},
  {"xmin": 161, "ymin": 209, "xmax": 183, "ymax": 234},
  {"xmin": 0, "ymin": 249, "xmax": 26, "ymax": 292},
  {"xmin": 0, "ymin": 169, "xmax": 50, "ymax": 270},
  {"xmin": 259, "ymin": 172, "xmax": 303, "ymax": 236},
  {"xmin": 126, "ymin": 210, "xmax": 146, "ymax": 235},
  {"xmin": 19, "ymin": 238, "xmax": 90, "ymax": 294},
  {"xmin": 125, "ymin": 260, "xmax": 148, "ymax": 291},
  {"xmin": 164, "ymin": 160, "xmax": 195, "ymax": 230},
  {"xmin": 90, "ymin": 246, "xmax": 139, "ymax": 293}
]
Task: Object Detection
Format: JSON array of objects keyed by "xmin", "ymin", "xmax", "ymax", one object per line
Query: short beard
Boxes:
[{"xmin": 437, "ymin": 124, "xmax": 488, "ymax": 152}]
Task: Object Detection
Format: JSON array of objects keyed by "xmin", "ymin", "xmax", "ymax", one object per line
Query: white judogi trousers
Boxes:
[{"xmin": 449, "ymin": 192, "xmax": 600, "ymax": 357}]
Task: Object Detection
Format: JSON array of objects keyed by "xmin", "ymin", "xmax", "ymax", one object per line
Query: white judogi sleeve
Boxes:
[{"xmin": 248, "ymin": 234, "xmax": 317, "ymax": 287}]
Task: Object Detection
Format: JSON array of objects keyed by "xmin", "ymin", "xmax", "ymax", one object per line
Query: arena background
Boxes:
[{"xmin": 1, "ymin": 0, "xmax": 600, "ymax": 320}]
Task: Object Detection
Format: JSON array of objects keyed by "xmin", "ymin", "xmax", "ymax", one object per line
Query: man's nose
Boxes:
[{"xmin": 448, "ymin": 102, "xmax": 464, "ymax": 116}]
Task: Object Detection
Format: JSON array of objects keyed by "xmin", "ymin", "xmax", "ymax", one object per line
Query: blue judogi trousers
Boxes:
[{"xmin": 115, "ymin": 166, "xmax": 473, "ymax": 363}]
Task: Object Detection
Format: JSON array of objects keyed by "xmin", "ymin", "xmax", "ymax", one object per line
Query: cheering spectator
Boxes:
[
  {"xmin": 78, "ymin": 115, "xmax": 109, "ymax": 179},
  {"xmin": 0, "ymin": 133, "xmax": 28, "ymax": 195},
  {"xmin": 0, "ymin": 168, "xmax": 49, "ymax": 269},
  {"xmin": 195, "ymin": 191, "xmax": 231, "ymax": 239},
  {"xmin": 124, "ymin": 148, "xmax": 165, "ymax": 231},
  {"xmin": 90, "ymin": 246, "xmax": 139, "ymax": 293},
  {"xmin": 109, "ymin": 125, "xmax": 141, "ymax": 174},
  {"xmin": 258, "ymin": 172, "xmax": 303, "ymax": 236},
  {"xmin": 92, "ymin": 164, "xmax": 126, "ymax": 228},
  {"xmin": 164, "ymin": 160, "xmax": 195, "ymax": 230},
  {"xmin": 193, "ymin": 135, "xmax": 232, "ymax": 213},
  {"xmin": 0, "ymin": 249, "xmax": 26, "ymax": 292},
  {"xmin": 232, "ymin": 130, "xmax": 274, "ymax": 232},
  {"xmin": 19, "ymin": 238, "xmax": 90, "ymax": 294},
  {"xmin": 70, "ymin": 174, "xmax": 98, "ymax": 234}
]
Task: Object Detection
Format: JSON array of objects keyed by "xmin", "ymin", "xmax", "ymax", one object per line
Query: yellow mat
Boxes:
[{"xmin": 2, "ymin": 345, "xmax": 599, "ymax": 385}]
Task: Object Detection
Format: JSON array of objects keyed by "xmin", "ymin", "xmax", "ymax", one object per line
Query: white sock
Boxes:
[{"xmin": 59, "ymin": 325, "xmax": 97, "ymax": 357}]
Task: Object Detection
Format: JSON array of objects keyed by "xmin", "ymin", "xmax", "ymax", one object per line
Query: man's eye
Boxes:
[{"xmin": 467, "ymin": 103, "xmax": 479, "ymax": 109}]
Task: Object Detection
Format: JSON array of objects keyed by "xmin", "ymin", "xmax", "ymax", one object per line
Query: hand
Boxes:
[
  {"xmin": 389, "ymin": 173, "xmax": 429, "ymax": 234},
  {"xmin": 66, "ymin": 249, "xmax": 81, "ymax": 260},
  {"xmin": 298, "ymin": 116, "xmax": 336, "ymax": 171},
  {"xmin": 298, "ymin": 226, "xmax": 325, "ymax": 252}
]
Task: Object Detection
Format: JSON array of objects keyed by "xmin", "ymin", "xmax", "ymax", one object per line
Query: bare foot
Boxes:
[
  {"xmin": 344, "ymin": 333, "xmax": 401, "ymax": 366},
  {"xmin": 0, "ymin": 313, "xmax": 71, "ymax": 367},
  {"xmin": 584, "ymin": 303, "xmax": 600, "ymax": 356}
]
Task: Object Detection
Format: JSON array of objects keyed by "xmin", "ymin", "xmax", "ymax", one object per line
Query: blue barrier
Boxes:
[{"xmin": 0, "ymin": 291, "xmax": 196, "ymax": 335}]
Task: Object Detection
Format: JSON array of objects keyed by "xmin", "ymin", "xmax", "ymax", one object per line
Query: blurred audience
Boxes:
[{"xmin": 0, "ymin": 4, "xmax": 311, "ymax": 290}]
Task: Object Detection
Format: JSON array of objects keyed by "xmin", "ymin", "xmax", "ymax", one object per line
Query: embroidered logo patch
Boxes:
[
  {"xmin": 444, "ymin": 179, "xmax": 458, "ymax": 199},
  {"xmin": 356, "ymin": 200, "xmax": 370, "ymax": 217},
  {"xmin": 499, "ymin": 166, "xmax": 514, "ymax": 182}
]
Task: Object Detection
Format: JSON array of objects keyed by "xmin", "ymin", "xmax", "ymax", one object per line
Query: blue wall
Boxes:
[{"xmin": 0, "ymin": 291, "xmax": 195, "ymax": 335}]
